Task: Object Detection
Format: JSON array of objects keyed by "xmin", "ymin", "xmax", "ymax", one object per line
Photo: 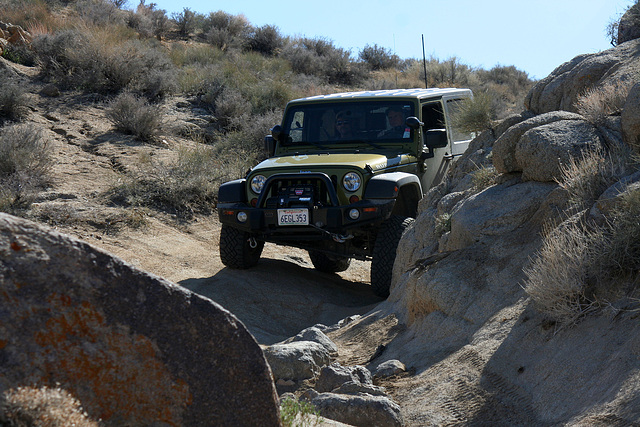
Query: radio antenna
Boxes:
[{"xmin": 422, "ymin": 34, "xmax": 428, "ymax": 88}]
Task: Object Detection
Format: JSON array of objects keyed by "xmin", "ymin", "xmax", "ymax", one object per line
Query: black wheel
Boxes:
[
  {"xmin": 219, "ymin": 225, "xmax": 264, "ymax": 269},
  {"xmin": 308, "ymin": 250, "xmax": 351, "ymax": 273},
  {"xmin": 371, "ymin": 216, "xmax": 414, "ymax": 298}
]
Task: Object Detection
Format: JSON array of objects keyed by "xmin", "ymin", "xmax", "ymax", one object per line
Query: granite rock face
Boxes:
[{"xmin": 0, "ymin": 213, "xmax": 280, "ymax": 426}]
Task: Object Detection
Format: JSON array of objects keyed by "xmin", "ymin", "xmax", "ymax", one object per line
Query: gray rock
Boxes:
[
  {"xmin": 0, "ymin": 213, "xmax": 280, "ymax": 426},
  {"xmin": 492, "ymin": 111, "xmax": 584, "ymax": 174},
  {"xmin": 285, "ymin": 326, "xmax": 339, "ymax": 355},
  {"xmin": 618, "ymin": 4, "xmax": 640, "ymax": 45},
  {"xmin": 332, "ymin": 380, "xmax": 387, "ymax": 396},
  {"xmin": 589, "ymin": 171, "xmax": 640, "ymax": 224},
  {"xmin": 263, "ymin": 341, "xmax": 330, "ymax": 381},
  {"xmin": 445, "ymin": 181, "xmax": 557, "ymax": 251},
  {"xmin": 525, "ymin": 39, "xmax": 640, "ymax": 115},
  {"xmin": 315, "ymin": 362, "xmax": 373, "ymax": 393},
  {"xmin": 373, "ymin": 360, "xmax": 406, "ymax": 378},
  {"xmin": 311, "ymin": 392, "xmax": 403, "ymax": 427},
  {"xmin": 516, "ymin": 119, "xmax": 603, "ymax": 182}
]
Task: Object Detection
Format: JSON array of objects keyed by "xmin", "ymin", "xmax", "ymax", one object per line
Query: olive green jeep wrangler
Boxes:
[{"xmin": 217, "ymin": 88, "xmax": 474, "ymax": 297}]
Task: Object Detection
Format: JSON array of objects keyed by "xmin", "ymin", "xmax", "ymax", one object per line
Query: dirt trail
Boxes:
[{"xmin": 66, "ymin": 215, "xmax": 382, "ymax": 345}]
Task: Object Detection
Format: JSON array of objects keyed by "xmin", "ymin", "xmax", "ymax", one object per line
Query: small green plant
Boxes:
[
  {"xmin": 280, "ymin": 398, "xmax": 321, "ymax": 427},
  {"xmin": 106, "ymin": 92, "xmax": 162, "ymax": 141},
  {"xmin": 435, "ymin": 213, "xmax": 452, "ymax": 238}
]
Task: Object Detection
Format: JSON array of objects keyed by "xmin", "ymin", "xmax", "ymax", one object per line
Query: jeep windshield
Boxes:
[{"xmin": 280, "ymin": 101, "xmax": 415, "ymax": 149}]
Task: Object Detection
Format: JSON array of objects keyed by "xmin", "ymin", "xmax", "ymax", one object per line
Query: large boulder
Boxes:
[
  {"xmin": 492, "ymin": 111, "xmax": 584, "ymax": 174},
  {"xmin": 525, "ymin": 39, "xmax": 640, "ymax": 115},
  {"xmin": 0, "ymin": 213, "xmax": 280, "ymax": 426},
  {"xmin": 618, "ymin": 3, "xmax": 640, "ymax": 45}
]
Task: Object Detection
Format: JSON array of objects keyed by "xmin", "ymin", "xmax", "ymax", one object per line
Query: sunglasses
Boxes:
[{"xmin": 336, "ymin": 120, "xmax": 350, "ymax": 125}]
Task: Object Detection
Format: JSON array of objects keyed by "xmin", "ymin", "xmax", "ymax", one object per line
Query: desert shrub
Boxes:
[
  {"xmin": 525, "ymin": 183, "xmax": 640, "ymax": 324},
  {"xmin": 0, "ymin": 76, "xmax": 29, "ymax": 122},
  {"xmin": 2, "ymin": 385, "xmax": 98, "ymax": 427},
  {"xmin": 214, "ymin": 109, "xmax": 282, "ymax": 162},
  {"xmin": 106, "ymin": 92, "xmax": 162, "ymax": 141},
  {"xmin": 172, "ymin": 7, "xmax": 203, "ymax": 37},
  {"xmin": 246, "ymin": 24, "xmax": 284, "ymax": 56},
  {"xmin": 0, "ymin": 0, "xmax": 64, "ymax": 33},
  {"xmin": 524, "ymin": 219, "xmax": 597, "ymax": 324},
  {"xmin": 359, "ymin": 43, "xmax": 400, "ymax": 71},
  {"xmin": 0, "ymin": 123, "xmax": 52, "ymax": 212},
  {"xmin": 128, "ymin": 0, "xmax": 172, "ymax": 40},
  {"xmin": 280, "ymin": 397, "xmax": 321, "ymax": 427},
  {"xmin": 213, "ymin": 87, "xmax": 252, "ymax": 131},
  {"xmin": 449, "ymin": 91, "xmax": 493, "ymax": 134},
  {"xmin": 575, "ymin": 82, "xmax": 632, "ymax": 125},
  {"xmin": 202, "ymin": 11, "xmax": 251, "ymax": 51},
  {"xmin": 108, "ymin": 145, "xmax": 230, "ymax": 217},
  {"xmin": 74, "ymin": 0, "xmax": 126, "ymax": 26},
  {"xmin": 32, "ymin": 29, "xmax": 88, "ymax": 80},
  {"xmin": 33, "ymin": 28, "xmax": 176, "ymax": 97},
  {"xmin": 558, "ymin": 145, "xmax": 635, "ymax": 210}
]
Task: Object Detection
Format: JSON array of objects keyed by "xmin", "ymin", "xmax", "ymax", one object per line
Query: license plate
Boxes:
[{"xmin": 277, "ymin": 209, "xmax": 309, "ymax": 226}]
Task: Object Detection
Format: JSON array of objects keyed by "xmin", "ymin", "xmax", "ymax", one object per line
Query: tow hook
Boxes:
[
  {"xmin": 248, "ymin": 237, "xmax": 258, "ymax": 249},
  {"xmin": 331, "ymin": 233, "xmax": 354, "ymax": 243},
  {"xmin": 309, "ymin": 223, "xmax": 353, "ymax": 243}
]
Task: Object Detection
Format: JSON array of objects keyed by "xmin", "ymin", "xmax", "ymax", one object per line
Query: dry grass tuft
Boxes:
[
  {"xmin": 558, "ymin": 144, "xmax": 636, "ymax": 210},
  {"xmin": 575, "ymin": 82, "xmax": 633, "ymax": 125},
  {"xmin": 1, "ymin": 385, "xmax": 98, "ymax": 427}
]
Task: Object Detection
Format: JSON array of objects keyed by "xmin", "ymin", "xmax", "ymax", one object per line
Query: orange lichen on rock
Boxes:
[{"xmin": 32, "ymin": 294, "xmax": 192, "ymax": 426}]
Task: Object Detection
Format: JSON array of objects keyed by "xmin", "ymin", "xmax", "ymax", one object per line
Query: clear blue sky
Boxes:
[{"xmin": 146, "ymin": 0, "xmax": 633, "ymax": 80}]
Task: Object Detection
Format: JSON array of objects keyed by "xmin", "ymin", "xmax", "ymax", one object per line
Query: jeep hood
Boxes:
[{"xmin": 251, "ymin": 152, "xmax": 415, "ymax": 174}]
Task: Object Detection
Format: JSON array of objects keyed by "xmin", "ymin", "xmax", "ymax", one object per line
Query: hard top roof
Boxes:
[{"xmin": 288, "ymin": 88, "xmax": 472, "ymax": 104}]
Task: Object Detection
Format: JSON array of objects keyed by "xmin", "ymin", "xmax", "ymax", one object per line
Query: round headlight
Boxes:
[
  {"xmin": 250, "ymin": 175, "xmax": 267, "ymax": 194},
  {"xmin": 342, "ymin": 172, "xmax": 361, "ymax": 192}
]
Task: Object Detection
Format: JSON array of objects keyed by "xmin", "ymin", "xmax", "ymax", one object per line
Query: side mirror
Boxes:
[
  {"xmin": 263, "ymin": 125, "xmax": 282, "ymax": 158},
  {"xmin": 271, "ymin": 125, "xmax": 283, "ymax": 141},
  {"xmin": 405, "ymin": 116, "xmax": 423, "ymax": 130},
  {"xmin": 425, "ymin": 129, "xmax": 448, "ymax": 149},
  {"xmin": 264, "ymin": 135, "xmax": 276, "ymax": 157}
]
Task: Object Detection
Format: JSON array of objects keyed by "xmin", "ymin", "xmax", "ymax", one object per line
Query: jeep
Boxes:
[{"xmin": 217, "ymin": 88, "xmax": 474, "ymax": 297}]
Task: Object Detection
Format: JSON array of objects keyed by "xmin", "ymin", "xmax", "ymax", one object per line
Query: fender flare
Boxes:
[
  {"xmin": 217, "ymin": 178, "xmax": 247, "ymax": 203},
  {"xmin": 364, "ymin": 172, "xmax": 422, "ymax": 218}
]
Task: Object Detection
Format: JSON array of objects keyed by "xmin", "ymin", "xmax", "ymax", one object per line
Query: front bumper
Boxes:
[{"xmin": 217, "ymin": 198, "xmax": 395, "ymax": 243}]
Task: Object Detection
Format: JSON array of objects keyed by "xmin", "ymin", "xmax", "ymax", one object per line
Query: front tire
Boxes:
[
  {"xmin": 308, "ymin": 250, "xmax": 351, "ymax": 273},
  {"xmin": 371, "ymin": 216, "xmax": 414, "ymax": 298},
  {"xmin": 219, "ymin": 225, "xmax": 264, "ymax": 269}
]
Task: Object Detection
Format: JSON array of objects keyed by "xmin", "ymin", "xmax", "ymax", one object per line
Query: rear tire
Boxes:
[
  {"xmin": 308, "ymin": 250, "xmax": 351, "ymax": 273},
  {"xmin": 371, "ymin": 216, "xmax": 414, "ymax": 298},
  {"xmin": 219, "ymin": 225, "xmax": 264, "ymax": 269}
]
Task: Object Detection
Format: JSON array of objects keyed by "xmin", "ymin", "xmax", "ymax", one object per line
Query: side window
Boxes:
[
  {"xmin": 445, "ymin": 99, "xmax": 474, "ymax": 143},
  {"xmin": 286, "ymin": 111, "xmax": 304, "ymax": 143},
  {"xmin": 422, "ymin": 102, "xmax": 445, "ymax": 130}
]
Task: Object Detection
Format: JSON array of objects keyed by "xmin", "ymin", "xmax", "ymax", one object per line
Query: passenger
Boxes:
[{"xmin": 335, "ymin": 111, "xmax": 354, "ymax": 139}]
